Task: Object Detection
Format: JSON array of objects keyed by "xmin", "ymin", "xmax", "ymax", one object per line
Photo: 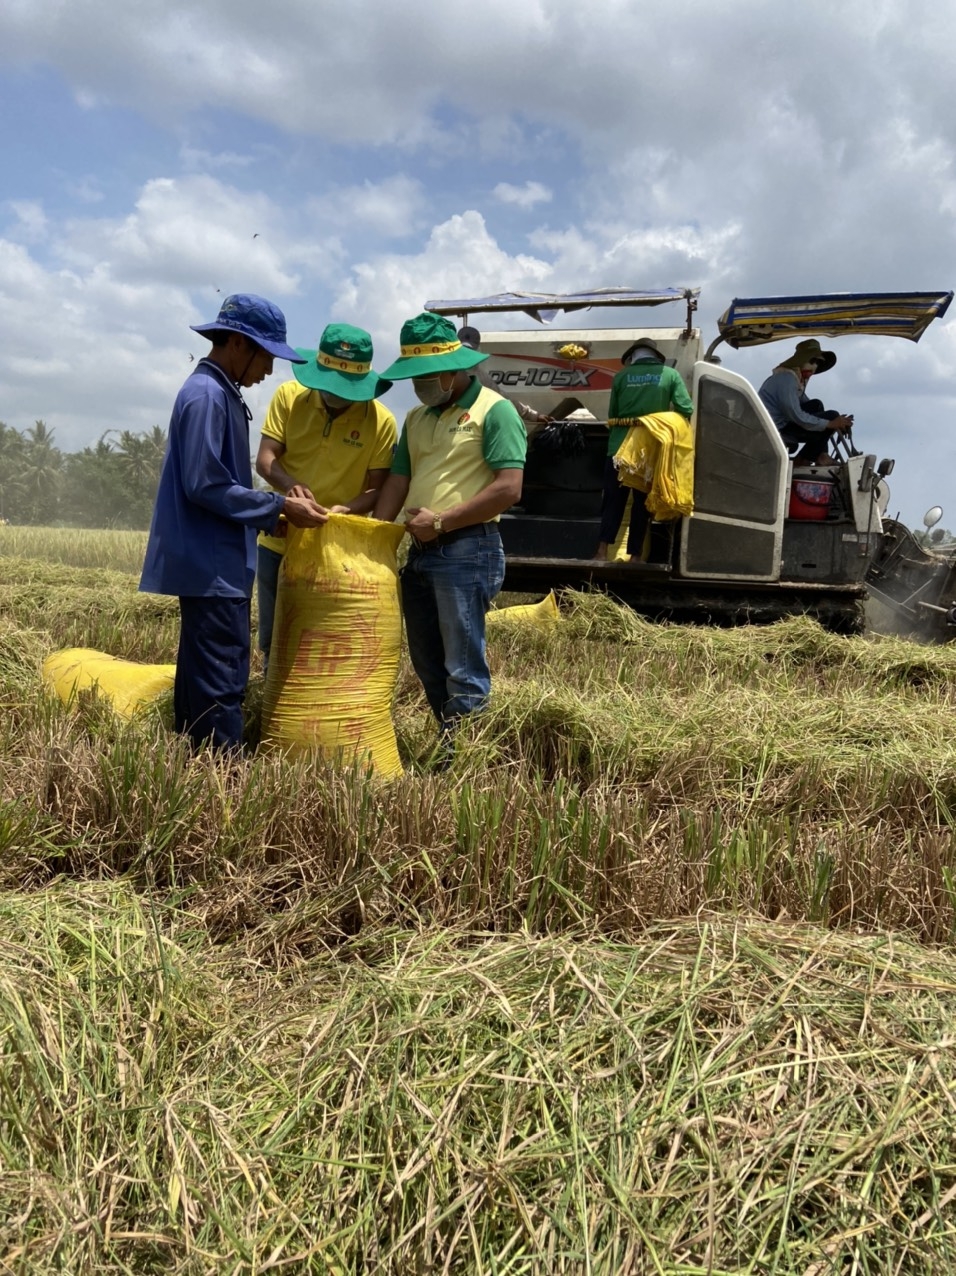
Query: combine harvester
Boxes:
[{"xmin": 427, "ymin": 287, "xmax": 954, "ymax": 636}]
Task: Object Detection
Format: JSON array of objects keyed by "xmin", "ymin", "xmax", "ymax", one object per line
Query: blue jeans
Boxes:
[
  {"xmin": 256, "ymin": 544, "xmax": 284, "ymax": 662},
  {"xmin": 400, "ymin": 528, "xmax": 506, "ymax": 725}
]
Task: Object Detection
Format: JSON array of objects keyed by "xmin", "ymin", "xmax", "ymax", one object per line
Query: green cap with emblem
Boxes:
[
  {"xmin": 380, "ymin": 311, "xmax": 488, "ymax": 380},
  {"xmin": 293, "ymin": 322, "xmax": 392, "ymax": 401}
]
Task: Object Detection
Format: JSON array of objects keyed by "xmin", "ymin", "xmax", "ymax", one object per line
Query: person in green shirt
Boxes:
[
  {"xmin": 374, "ymin": 312, "xmax": 526, "ymax": 740},
  {"xmin": 594, "ymin": 338, "xmax": 693, "ymax": 561}
]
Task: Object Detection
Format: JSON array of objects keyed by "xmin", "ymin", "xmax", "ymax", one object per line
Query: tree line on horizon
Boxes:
[{"xmin": 0, "ymin": 421, "xmax": 167, "ymax": 529}]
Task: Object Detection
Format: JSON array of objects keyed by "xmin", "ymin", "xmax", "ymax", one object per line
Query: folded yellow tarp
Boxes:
[
  {"xmin": 487, "ymin": 590, "xmax": 561, "ymax": 628},
  {"xmin": 613, "ymin": 410, "xmax": 695, "ymax": 520},
  {"xmin": 43, "ymin": 648, "xmax": 175, "ymax": 719},
  {"xmin": 261, "ymin": 514, "xmax": 406, "ymax": 777}
]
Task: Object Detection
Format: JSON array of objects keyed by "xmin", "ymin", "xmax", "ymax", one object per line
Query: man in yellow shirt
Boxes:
[{"xmin": 255, "ymin": 322, "xmax": 396, "ymax": 666}]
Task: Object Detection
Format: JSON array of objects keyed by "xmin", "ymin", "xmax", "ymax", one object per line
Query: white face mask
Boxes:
[{"xmin": 414, "ymin": 374, "xmax": 455, "ymax": 408}]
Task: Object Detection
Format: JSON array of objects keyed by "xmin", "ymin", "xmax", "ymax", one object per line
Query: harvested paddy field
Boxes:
[{"xmin": 3, "ymin": 525, "xmax": 956, "ymax": 1273}]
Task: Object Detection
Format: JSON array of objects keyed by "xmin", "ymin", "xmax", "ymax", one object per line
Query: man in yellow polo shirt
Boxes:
[
  {"xmin": 374, "ymin": 311, "xmax": 526, "ymax": 744},
  {"xmin": 255, "ymin": 322, "xmax": 396, "ymax": 666}
]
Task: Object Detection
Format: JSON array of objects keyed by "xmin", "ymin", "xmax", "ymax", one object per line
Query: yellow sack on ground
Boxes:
[
  {"xmin": 613, "ymin": 409, "xmax": 695, "ymax": 520},
  {"xmin": 487, "ymin": 590, "xmax": 561, "ymax": 628},
  {"xmin": 261, "ymin": 514, "xmax": 406, "ymax": 777},
  {"xmin": 43, "ymin": 648, "xmax": 175, "ymax": 719}
]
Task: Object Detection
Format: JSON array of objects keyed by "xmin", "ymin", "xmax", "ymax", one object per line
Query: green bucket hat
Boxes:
[
  {"xmin": 293, "ymin": 323, "xmax": 392, "ymax": 401},
  {"xmin": 380, "ymin": 311, "xmax": 488, "ymax": 380}
]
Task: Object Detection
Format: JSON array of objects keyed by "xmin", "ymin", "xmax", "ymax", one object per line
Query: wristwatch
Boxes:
[{"xmin": 433, "ymin": 514, "xmax": 444, "ymax": 534}]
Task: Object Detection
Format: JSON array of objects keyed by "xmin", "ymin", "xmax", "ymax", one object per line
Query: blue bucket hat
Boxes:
[{"xmin": 191, "ymin": 293, "xmax": 305, "ymax": 362}]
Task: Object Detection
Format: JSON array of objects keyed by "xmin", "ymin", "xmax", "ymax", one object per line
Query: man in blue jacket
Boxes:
[{"xmin": 140, "ymin": 294, "xmax": 325, "ymax": 751}]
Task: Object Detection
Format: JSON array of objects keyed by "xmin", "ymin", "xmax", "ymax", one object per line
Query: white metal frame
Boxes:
[{"xmin": 679, "ymin": 363, "xmax": 790, "ymax": 582}]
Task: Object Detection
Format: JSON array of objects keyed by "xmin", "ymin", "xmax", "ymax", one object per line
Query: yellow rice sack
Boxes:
[
  {"xmin": 487, "ymin": 590, "xmax": 561, "ymax": 628},
  {"xmin": 261, "ymin": 514, "xmax": 406, "ymax": 777},
  {"xmin": 42, "ymin": 648, "xmax": 175, "ymax": 719}
]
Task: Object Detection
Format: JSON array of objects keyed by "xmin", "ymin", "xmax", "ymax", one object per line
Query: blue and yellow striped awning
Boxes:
[{"xmin": 715, "ymin": 291, "xmax": 953, "ymax": 350}]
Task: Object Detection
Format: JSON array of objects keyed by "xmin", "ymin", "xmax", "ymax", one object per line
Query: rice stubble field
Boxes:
[{"xmin": 3, "ymin": 524, "xmax": 956, "ymax": 1273}]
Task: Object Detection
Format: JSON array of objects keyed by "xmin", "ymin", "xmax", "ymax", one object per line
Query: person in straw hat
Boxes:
[
  {"xmin": 758, "ymin": 338, "xmax": 854, "ymax": 466},
  {"xmin": 374, "ymin": 311, "xmax": 527, "ymax": 745},
  {"xmin": 140, "ymin": 293, "xmax": 326, "ymax": 752},
  {"xmin": 255, "ymin": 322, "xmax": 396, "ymax": 669}
]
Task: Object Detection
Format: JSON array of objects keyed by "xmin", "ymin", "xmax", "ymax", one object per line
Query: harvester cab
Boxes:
[{"xmin": 425, "ymin": 287, "xmax": 953, "ymax": 634}]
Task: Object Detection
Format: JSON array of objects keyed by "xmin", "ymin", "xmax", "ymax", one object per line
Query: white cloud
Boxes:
[
  {"xmin": 5, "ymin": 201, "xmax": 48, "ymax": 243},
  {"xmin": 57, "ymin": 175, "xmax": 302, "ymax": 295},
  {"xmin": 493, "ymin": 181, "xmax": 552, "ymax": 209},
  {"xmin": 0, "ymin": 175, "xmax": 334, "ymax": 450},
  {"xmin": 2, "ymin": 0, "xmax": 948, "ymax": 162},
  {"xmin": 3, "ymin": 0, "xmax": 956, "ymax": 521},
  {"xmin": 332, "ymin": 210, "xmax": 553, "ymax": 353},
  {"xmin": 179, "ymin": 145, "xmax": 259, "ymax": 172},
  {"xmin": 66, "ymin": 178, "xmax": 105, "ymax": 205},
  {"xmin": 0, "ymin": 236, "xmax": 196, "ymax": 447},
  {"xmin": 310, "ymin": 176, "xmax": 426, "ymax": 239},
  {"xmin": 526, "ymin": 222, "xmax": 741, "ymax": 297}
]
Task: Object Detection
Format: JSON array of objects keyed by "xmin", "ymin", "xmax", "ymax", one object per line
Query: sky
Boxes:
[{"xmin": 2, "ymin": 0, "xmax": 956, "ymax": 526}]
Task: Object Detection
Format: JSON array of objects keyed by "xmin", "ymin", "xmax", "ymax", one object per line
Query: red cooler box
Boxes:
[{"xmin": 788, "ymin": 476, "xmax": 834, "ymax": 521}]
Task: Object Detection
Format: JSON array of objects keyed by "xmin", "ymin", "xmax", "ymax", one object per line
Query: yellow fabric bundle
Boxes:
[
  {"xmin": 613, "ymin": 410, "xmax": 695, "ymax": 520},
  {"xmin": 487, "ymin": 590, "xmax": 561, "ymax": 628},
  {"xmin": 261, "ymin": 514, "xmax": 406, "ymax": 777},
  {"xmin": 42, "ymin": 648, "xmax": 175, "ymax": 719}
]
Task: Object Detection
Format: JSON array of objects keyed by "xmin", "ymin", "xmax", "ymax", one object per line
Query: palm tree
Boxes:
[
  {"xmin": 21, "ymin": 421, "xmax": 62, "ymax": 524},
  {"xmin": 116, "ymin": 426, "xmax": 167, "ymax": 526},
  {"xmin": 0, "ymin": 422, "xmax": 26, "ymax": 521},
  {"xmin": 61, "ymin": 435, "xmax": 118, "ymax": 527}
]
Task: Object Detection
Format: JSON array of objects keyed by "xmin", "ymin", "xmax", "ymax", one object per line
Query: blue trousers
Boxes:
[
  {"xmin": 256, "ymin": 544, "xmax": 284, "ymax": 663},
  {"xmin": 174, "ymin": 596, "xmax": 251, "ymax": 751},
  {"xmin": 400, "ymin": 528, "xmax": 505, "ymax": 725}
]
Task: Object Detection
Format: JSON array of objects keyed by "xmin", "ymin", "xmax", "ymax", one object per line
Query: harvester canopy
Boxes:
[
  {"xmin": 713, "ymin": 290, "xmax": 953, "ymax": 354},
  {"xmin": 425, "ymin": 287, "xmax": 700, "ymax": 326}
]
